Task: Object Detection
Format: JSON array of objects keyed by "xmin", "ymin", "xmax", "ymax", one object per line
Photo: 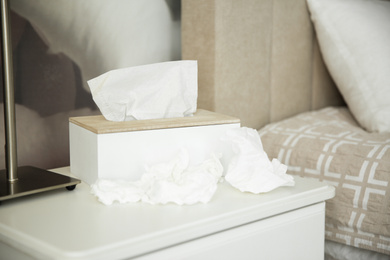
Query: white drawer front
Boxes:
[{"xmin": 137, "ymin": 202, "xmax": 326, "ymax": 260}]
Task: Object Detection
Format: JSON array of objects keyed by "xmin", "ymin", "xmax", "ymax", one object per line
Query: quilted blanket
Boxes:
[{"xmin": 258, "ymin": 107, "xmax": 390, "ymax": 255}]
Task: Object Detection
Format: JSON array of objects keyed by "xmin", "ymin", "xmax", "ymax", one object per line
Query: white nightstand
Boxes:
[{"xmin": 0, "ymin": 167, "xmax": 334, "ymax": 260}]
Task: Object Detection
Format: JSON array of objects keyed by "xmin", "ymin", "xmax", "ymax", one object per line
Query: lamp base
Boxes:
[{"xmin": 0, "ymin": 166, "xmax": 80, "ymax": 202}]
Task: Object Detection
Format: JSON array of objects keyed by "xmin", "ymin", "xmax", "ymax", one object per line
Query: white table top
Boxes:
[{"xmin": 0, "ymin": 167, "xmax": 335, "ymax": 260}]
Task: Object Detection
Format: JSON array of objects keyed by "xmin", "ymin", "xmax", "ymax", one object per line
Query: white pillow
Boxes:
[
  {"xmin": 307, "ymin": 0, "xmax": 390, "ymax": 133},
  {"xmin": 10, "ymin": 0, "xmax": 181, "ymax": 91}
]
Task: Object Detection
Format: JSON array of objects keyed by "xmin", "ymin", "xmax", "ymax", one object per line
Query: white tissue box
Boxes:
[{"xmin": 69, "ymin": 109, "xmax": 240, "ymax": 185}]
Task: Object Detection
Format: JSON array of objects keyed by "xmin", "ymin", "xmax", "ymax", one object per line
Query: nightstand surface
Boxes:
[{"xmin": 0, "ymin": 167, "xmax": 334, "ymax": 260}]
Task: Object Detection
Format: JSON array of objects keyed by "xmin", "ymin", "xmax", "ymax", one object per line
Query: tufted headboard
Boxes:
[{"xmin": 181, "ymin": 0, "xmax": 345, "ymax": 129}]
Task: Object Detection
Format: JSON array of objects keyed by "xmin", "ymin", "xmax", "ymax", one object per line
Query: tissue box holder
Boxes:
[{"xmin": 69, "ymin": 110, "xmax": 240, "ymax": 185}]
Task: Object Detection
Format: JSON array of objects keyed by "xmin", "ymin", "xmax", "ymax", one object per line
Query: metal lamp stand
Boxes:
[{"xmin": 0, "ymin": 0, "xmax": 80, "ymax": 202}]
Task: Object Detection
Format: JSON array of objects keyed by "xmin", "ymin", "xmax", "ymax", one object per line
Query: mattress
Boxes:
[
  {"xmin": 325, "ymin": 240, "xmax": 389, "ymax": 260},
  {"xmin": 258, "ymin": 106, "xmax": 390, "ymax": 256}
]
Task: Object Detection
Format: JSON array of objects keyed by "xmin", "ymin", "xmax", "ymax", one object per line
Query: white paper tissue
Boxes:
[
  {"xmin": 91, "ymin": 127, "xmax": 295, "ymax": 205},
  {"xmin": 222, "ymin": 127, "xmax": 295, "ymax": 194},
  {"xmin": 87, "ymin": 60, "xmax": 198, "ymax": 121},
  {"xmin": 91, "ymin": 149, "xmax": 223, "ymax": 205}
]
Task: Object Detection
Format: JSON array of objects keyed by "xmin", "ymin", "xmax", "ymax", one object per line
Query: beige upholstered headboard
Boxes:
[{"xmin": 182, "ymin": 0, "xmax": 345, "ymax": 129}]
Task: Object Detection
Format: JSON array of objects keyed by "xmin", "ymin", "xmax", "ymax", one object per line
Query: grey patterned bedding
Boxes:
[{"xmin": 258, "ymin": 106, "xmax": 390, "ymax": 255}]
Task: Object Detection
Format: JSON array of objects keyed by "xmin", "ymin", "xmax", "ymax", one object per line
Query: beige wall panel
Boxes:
[
  {"xmin": 182, "ymin": 0, "xmax": 340, "ymax": 130},
  {"xmin": 214, "ymin": 0, "xmax": 273, "ymax": 128},
  {"xmin": 311, "ymin": 38, "xmax": 345, "ymax": 110},
  {"xmin": 270, "ymin": 0, "xmax": 313, "ymax": 122},
  {"xmin": 182, "ymin": 0, "xmax": 216, "ymax": 111}
]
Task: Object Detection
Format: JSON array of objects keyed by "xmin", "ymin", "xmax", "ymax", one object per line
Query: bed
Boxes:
[
  {"xmin": 4, "ymin": 0, "xmax": 181, "ymax": 169},
  {"xmin": 259, "ymin": 106, "xmax": 390, "ymax": 259},
  {"xmin": 6, "ymin": 0, "xmax": 390, "ymax": 259},
  {"xmin": 182, "ymin": 0, "xmax": 390, "ymax": 259}
]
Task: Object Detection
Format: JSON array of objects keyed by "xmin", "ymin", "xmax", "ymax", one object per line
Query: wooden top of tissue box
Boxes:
[{"xmin": 69, "ymin": 109, "xmax": 240, "ymax": 134}]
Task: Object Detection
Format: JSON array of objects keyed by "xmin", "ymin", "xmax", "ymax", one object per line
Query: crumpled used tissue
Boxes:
[
  {"xmin": 87, "ymin": 60, "xmax": 198, "ymax": 121},
  {"xmin": 91, "ymin": 127, "xmax": 295, "ymax": 205},
  {"xmin": 222, "ymin": 127, "xmax": 294, "ymax": 193},
  {"xmin": 91, "ymin": 149, "xmax": 223, "ymax": 205}
]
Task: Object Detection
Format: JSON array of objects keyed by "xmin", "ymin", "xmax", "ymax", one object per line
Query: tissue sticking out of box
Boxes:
[
  {"xmin": 87, "ymin": 60, "xmax": 198, "ymax": 121},
  {"xmin": 222, "ymin": 127, "xmax": 295, "ymax": 194},
  {"xmin": 91, "ymin": 149, "xmax": 223, "ymax": 206}
]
